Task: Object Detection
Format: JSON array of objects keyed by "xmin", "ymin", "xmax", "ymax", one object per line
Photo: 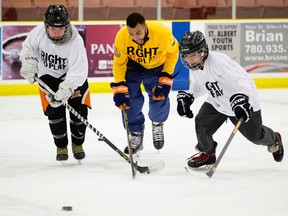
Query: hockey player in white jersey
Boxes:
[
  {"xmin": 20, "ymin": 5, "xmax": 91, "ymax": 163},
  {"xmin": 177, "ymin": 30, "xmax": 284, "ymax": 169}
]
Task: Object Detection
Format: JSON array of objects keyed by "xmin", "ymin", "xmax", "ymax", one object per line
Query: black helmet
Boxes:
[
  {"xmin": 44, "ymin": 5, "xmax": 69, "ymax": 27},
  {"xmin": 179, "ymin": 31, "xmax": 208, "ymax": 70}
]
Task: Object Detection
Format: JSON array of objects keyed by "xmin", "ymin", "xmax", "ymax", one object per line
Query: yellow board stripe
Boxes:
[
  {"xmin": 0, "ymin": 83, "xmax": 40, "ymax": 96},
  {"xmin": 0, "ymin": 78, "xmax": 288, "ymax": 96},
  {"xmin": 253, "ymin": 77, "xmax": 288, "ymax": 89}
]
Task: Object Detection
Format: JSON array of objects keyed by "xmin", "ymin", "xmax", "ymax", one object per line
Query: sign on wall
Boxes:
[
  {"xmin": 1, "ymin": 21, "xmax": 288, "ymax": 81},
  {"xmin": 205, "ymin": 23, "xmax": 241, "ymax": 63},
  {"xmin": 1, "ymin": 24, "xmax": 122, "ymax": 80},
  {"xmin": 85, "ymin": 24, "xmax": 122, "ymax": 77},
  {"xmin": 205, "ymin": 22, "xmax": 288, "ymax": 73},
  {"xmin": 240, "ymin": 22, "xmax": 288, "ymax": 73}
]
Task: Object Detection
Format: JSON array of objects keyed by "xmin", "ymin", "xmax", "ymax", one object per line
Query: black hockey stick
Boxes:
[
  {"xmin": 206, "ymin": 118, "xmax": 243, "ymax": 178},
  {"xmin": 35, "ymin": 77, "xmax": 164, "ymax": 174},
  {"xmin": 123, "ymin": 104, "xmax": 137, "ymax": 179}
]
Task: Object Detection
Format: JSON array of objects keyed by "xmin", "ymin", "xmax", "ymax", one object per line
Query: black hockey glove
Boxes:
[
  {"xmin": 230, "ymin": 93, "xmax": 253, "ymax": 123},
  {"xmin": 177, "ymin": 91, "xmax": 194, "ymax": 118}
]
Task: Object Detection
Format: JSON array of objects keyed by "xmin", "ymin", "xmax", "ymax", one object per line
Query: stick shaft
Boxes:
[
  {"xmin": 35, "ymin": 77, "xmax": 145, "ymax": 172},
  {"xmin": 206, "ymin": 118, "xmax": 243, "ymax": 178},
  {"xmin": 123, "ymin": 106, "xmax": 137, "ymax": 179}
]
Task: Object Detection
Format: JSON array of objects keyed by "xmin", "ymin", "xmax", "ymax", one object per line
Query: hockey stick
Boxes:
[
  {"xmin": 35, "ymin": 77, "xmax": 164, "ymax": 174},
  {"xmin": 122, "ymin": 104, "xmax": 137, "ymax": 179},
  {"xmin": 206, "ymin": 118, "xmax": 243, "ymax": 178}
]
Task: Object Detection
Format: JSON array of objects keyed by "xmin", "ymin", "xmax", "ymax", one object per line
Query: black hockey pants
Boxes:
[
  {"xmin": 195, "ymin": 102, "xmax": 276, "ymax": 153},
  {"xmin": 39, "ymin": 75, "xmax": 90, "ymax": 148}
]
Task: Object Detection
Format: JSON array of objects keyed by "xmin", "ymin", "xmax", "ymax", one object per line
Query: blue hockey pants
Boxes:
[{"xmin": 122, "ymin": 61, "xmax": 170, "ymax": 132}]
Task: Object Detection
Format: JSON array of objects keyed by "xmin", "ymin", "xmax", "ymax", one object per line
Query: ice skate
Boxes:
[
  {"xmin": 124, "ymin": 132, "xmax": 143, "ymax": 156},
  {"xmin": 187, "ymin": 143, "xmax": 217, "ymax": 169},
  {"xmin": 56, "ymin": 147, "xmax": 68, "ymax": 164},
  {"xmin": 268, "ymin": 132, "xmax": 284, "ymax": 162},
  {"xmin": 72, "ymin": 143, "xmax": 85, "ymax": 164},
  {"xmin": 152, "ymin": 122, "xmax": 164, "ymax": 151}
]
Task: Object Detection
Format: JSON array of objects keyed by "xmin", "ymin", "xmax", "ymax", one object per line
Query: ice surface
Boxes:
[{"xmin": 0, "ymin": 89, "xmax": 288, "ymax": 216}]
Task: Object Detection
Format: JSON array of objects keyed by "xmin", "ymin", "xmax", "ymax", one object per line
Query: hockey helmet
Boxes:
[
  {"xmin": 44, "ymin": 5, "xmax": 70, "ymax": 27},
  {"xmin": 44, "ymin": 5, "xmax": 72, "ymax": 44},
  {"xmin": 179, "ymin": 31, "xmax": 208, "ymax": 70}
]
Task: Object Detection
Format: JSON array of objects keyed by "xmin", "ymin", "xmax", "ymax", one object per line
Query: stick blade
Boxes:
[
  {"xmin": 137, "ymin": 160, "xmax": 165, "ymax": 174},
  {"xmin": 205, "ymin": 167, "xmax": 216, "ymax": 178}
]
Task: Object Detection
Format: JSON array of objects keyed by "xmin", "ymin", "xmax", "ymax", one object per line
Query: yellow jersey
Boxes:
[{"xmin": 113, "ymin": 21, "xmax": 179, "ymax": 82}]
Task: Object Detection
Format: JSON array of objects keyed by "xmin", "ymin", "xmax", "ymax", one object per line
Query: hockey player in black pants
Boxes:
[
  {"xmin": 177, "ymin": 30, "xmax": 284, "ymax": 169},
  {"xmin": 20, "ymin": 5, "xmax": 91, "ymax": 163}
]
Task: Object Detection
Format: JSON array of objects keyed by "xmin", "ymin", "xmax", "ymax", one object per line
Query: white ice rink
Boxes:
[{"xmin": 0, "ymin": 89, "xmax": 288, "ymax": 216}]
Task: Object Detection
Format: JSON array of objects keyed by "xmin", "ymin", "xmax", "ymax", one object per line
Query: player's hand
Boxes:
[
  {"xmin": 46, "ymin": 93, "xmax": 63, "ymax": 108},
  {"xmin": 54, "ymin": 81, "xmax": 74, "ymax": 104},
  {"xmin": 20, "ymin": 52, "xmax": 39, "ymax": 84},
  {"xmin": 177, "ymin": 91, "xmax": 194, "ymax": 118},
  {"xmin": 110, "ymin": 82, "xmax": 130, "ymax": 110},
  {"xmin": 230, "ymin": 93, "xmax": 253, "ymax": 122},
  {"xmin": 152, "ymin": 72, "xmax": 173, "ymax": 100}
]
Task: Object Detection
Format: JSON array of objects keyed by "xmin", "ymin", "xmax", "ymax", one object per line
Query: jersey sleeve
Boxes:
[
  {"xmin": 112, "ymin": 29, "xmax": 128, "ymax": 83},
  {"xmin": 65, "ymin": 34, "xmax": 88, "ymax": 89},
  {"xmin": 20, "ymin": 24, "xmax": 43, "ymax": 59},
  {"xmin": 218, "ymin": 54, "xmax": 253, "ymax": 99},
  {"xmin": 162, "ymin": 31, "xmax": 179, "ymax": 75}
]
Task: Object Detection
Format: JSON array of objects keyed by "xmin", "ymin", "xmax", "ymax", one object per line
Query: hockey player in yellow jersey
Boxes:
[{"xmin": 111, "ymin": 12, "xmax": 179, "ymax": 155}]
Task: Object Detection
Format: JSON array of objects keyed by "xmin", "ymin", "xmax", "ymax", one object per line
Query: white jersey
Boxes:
[
  {"xmin": 20, "ymin": 23, "xmax": 88, "ymax": 90},
  {"xmin": 188, "ymin": 51, "xmax": 260, "ymax": 116}
]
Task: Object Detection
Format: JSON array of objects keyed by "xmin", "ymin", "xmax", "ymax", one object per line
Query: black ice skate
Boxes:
[
  {"xmin": 152, "ymin": 122, "xmax": 164, "ymax": 150},
  {"xmin": 72, "ymin": 143, "xmax": 85, "ymax": 161},
  {"xmin": 124, "ymin": 132, "xmax": 143, "ymax": 154},
  {"xmin": 187, "ymin": 145, "xmax": 217, "ymax": 168},
  {"xmin": 268, "ymin": 132, "xmax": 284, "ymax": 162},
  {"xmin": 56, "ymin": 147, "xmax": 68, "ymax": 163}
]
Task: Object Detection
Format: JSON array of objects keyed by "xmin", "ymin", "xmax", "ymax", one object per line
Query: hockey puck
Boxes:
[{"xmin": 62, "ymin": 206, "xmax": 73, "ymax": 211}]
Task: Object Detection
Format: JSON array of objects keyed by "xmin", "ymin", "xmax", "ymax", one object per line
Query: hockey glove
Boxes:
[
  {"xmin": 230, "ymin": 93, "xmax": 253, "ymax": 123},
  {"xmin": 46, "ymin": 93, "xmax": 63, "ymax": 108},
  {"xmin": 152, "ymin": 72, "xmax": 173, "ymax": 100},
  {"xmin": 110, "ymin": 82, "xmax": 131, "ymax": 109},
  {"xmin": 20, "ymin": 52, "xmax": 39, "ymax": 84},
  {"xmin": 53, "ymin": 81, "xmax": 74, "ymax": 105},
  {"xmin": 177, "ymin": 91, "xmax": 194, "ymax": 118}
]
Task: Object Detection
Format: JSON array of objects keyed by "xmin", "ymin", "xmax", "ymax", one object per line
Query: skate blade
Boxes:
[
  {"xmin": 188, "ymin": 165, "xmax": 213, "ymax": 172},
  {"xmin": 184, "ymin": 165, "xmax": 214, "ymax": 179},
  {"xmin": 77, "ymin": 160, "xmax": 82, "ymax": 165},
  {"xmin": 59, "ymin": 161, "xmax": 66, "ymax": 165}
]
